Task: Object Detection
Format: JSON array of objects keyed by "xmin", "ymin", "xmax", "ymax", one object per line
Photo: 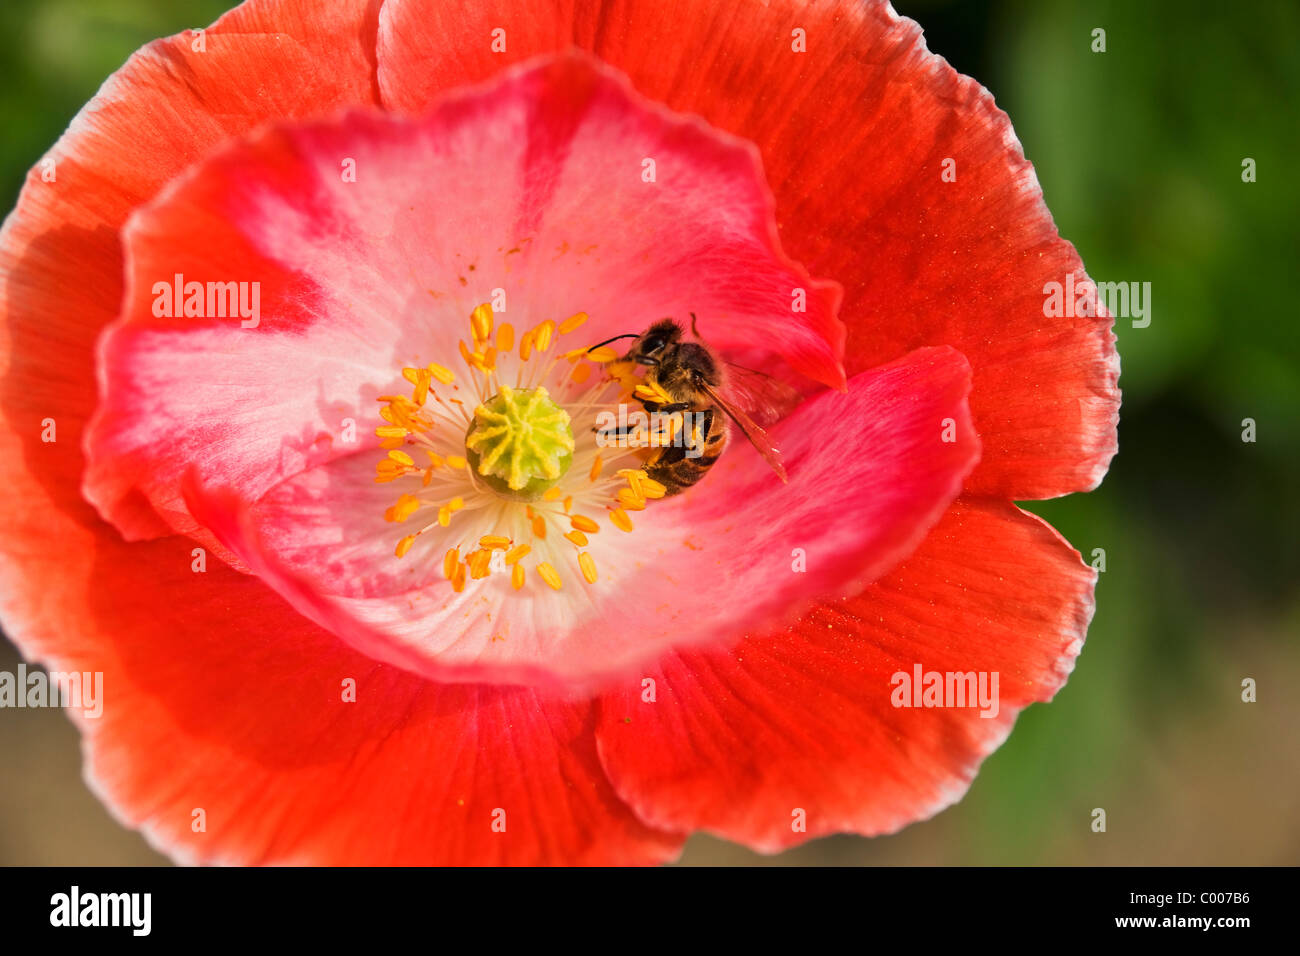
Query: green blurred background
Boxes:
[{"xmin": 0, "ymin": 0, "xmax": 1296, "ymax": 864}]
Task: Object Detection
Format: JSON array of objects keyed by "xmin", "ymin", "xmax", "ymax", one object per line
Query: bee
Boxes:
[{"xmin": 589, "ymin": 315, "xmax": 789, "ymax": 496}]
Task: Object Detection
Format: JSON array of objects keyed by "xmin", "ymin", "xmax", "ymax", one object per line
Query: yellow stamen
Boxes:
[
  {"xmin": 447, "ymin": 456, "xmax": 467, "ymax": 470},
  {"xmin": 589, "ymin": 454, "xmax": 603, "ymax": 481},
  {"xmin": 618, "ymin": 468, "xmax": 647, "ymax": 499},
  {"xmin": 617, "ymin": 488, "xmax": 647, "ymax": 511},
  {"xmin": 586, "ymin": 345, "xmax": 618, "ymax": 363},
  {"xmin": 533, "ymin": 319, "xmax": 555, "ymax": 352},
  {"xmin": 641, "ymin": 477, "xmax": 668, "ymax": 499},
  {"xmin": 564, "ymin": 530, "xmax": 588, "ymax": 548},
  {"xmin": 376, "ymin": 426, "xmax": 408, "ymax": 439},
  {"xmin": 570, "ymin": 514, "xmax": 600, "ymax": 534},
  {"xmin": 559, "ymin": 311, "xmax": 589, "ymax": 335},
  {"xmin": 412, "ymin": 368, "xmax": 431, "ymax": 406},
  {"xmin": 635, "ymin": 378, "xmax": 675, "ymax": 404},
  {"xmin": 395, "ymin": 534, "xmax": 416, "ymax": 558},
  {"xmin": 471, "ymin": 303, "xmax": 493, "ymax": 342},
  {"xmin": 571, "ymin": 363, "xmax": 592, "ymax": 384},
  {"xmin": 468, "ymin": 549, "xmax": 493, "ymax": 579},
  {"xmin": 579, "ymin": 552, "xmax": 598, "ymax": 584},
  {"xmin": 385, "ymin": 493, "xmax": 421, "ymax": 523},
  {"xmin": 496, "ymin": 323, "xmax": 514, "ymax": 353},
  {"xmin": 443, "ymin": 548, "xmax": 459, "ymax": 580},
  {"xmin": 505, "ymin": 544, "xmax": 530, "ymax": 565},
  {"xmin": 429, "ymin": 363, "xmax": 455, "ymax": 385},
  {"xmin": 532, "ymin": 515, "xmax": 547, "ymax": 538},
  {"xmin": 610, "ymin": 508, "xmax": 634, "ymax": 532},
  {"xmin": 479, "ymin": 535, "xmax": 511, "ymax": 550},
  {"xmin": 537, "ymin": 562, "xmax": 563, "ymax": 590},
  {"xmin": 511, "ymin": 562, "xmax": 525, "ymax": 590},
  {"xmin": 388, "ymin": 450, "xmax": 415, "ymax": 466}
]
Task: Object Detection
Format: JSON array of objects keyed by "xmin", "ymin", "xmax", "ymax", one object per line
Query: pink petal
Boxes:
[
  {"xmin": 83, "ymin": 53, "xmax": 842, "ymax": 551},
  {"xmin": 188, "ymin": 346, "xmax": 979, "ymax": 688},
  {"xmin": 0, "ymin": 0, "xmax": 382, "ymax": 541}
]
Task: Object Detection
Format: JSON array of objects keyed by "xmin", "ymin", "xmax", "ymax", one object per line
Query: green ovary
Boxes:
[{"xmin": 464, "ymin": 385, "xmax": 575, "ymax": 501}]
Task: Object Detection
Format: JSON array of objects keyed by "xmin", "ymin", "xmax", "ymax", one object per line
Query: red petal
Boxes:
[
  {"xmin": 378, "ymin": 0, "xmax": 1120, "ymax": 498},
  {"xmin": 0, "ymin": 0, "xmax": 383, "ymax": 538},
  {"xmin": 594, "ymin": 496, "xmax": 1095, "ymax": 850},
  {"xmin": 21, "ymin": 535, "xmax": 680, "ymax": 865}
]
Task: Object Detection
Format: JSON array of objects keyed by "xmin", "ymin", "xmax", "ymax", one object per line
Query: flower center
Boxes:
[
  {"xmin": 375, "ymin": 304, "xmax": 667, "ymax": 594},
  {"xmin": 464, "ymin": 386, "xmax": 574, "ymax": 500}
]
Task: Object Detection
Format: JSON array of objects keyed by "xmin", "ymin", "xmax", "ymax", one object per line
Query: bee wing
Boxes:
[
  {"xmin": 718, "ymin": 361, "xmax": 804, "ymax": 427},
  {"xmin": 698, "ymin": 379, "xmax": 789, "ymax": 483}
]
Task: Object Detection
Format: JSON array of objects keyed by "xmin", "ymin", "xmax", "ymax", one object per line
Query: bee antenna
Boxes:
[
  {"xmin": 689, "ymin": 312, "xmax": 703, "ymax": 339},
  {"xmin": 586, "ymin": 333, "xmax": 639, "ymax": 353}
]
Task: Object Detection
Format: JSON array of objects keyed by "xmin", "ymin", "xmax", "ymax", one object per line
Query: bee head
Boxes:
[
  {"xmin": 585, "ymin": 319, "xmax": 685, "ymax": 366},
  {"xmin": 631, "ymin": 319, "xmax": 684, "ymax": 366}
]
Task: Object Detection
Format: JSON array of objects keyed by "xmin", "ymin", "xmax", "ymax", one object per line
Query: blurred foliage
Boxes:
[
  {"xmin": 0, "ymin": 0, "xmax": 1296, "ymax": 864},
  {"xmin": 0, "ymin": 0, "xmax": 232, "ymax": 208}
]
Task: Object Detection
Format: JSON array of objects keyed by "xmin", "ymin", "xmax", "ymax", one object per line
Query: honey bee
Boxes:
[{"xmin": 589, "ymin": 314, "xmax": 789, "ymax": 496}]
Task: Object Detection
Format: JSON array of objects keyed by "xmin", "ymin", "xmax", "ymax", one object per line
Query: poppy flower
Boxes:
[{"xmin": 0, "ymin": 0, "xmax": 1118, "ymax": 864}]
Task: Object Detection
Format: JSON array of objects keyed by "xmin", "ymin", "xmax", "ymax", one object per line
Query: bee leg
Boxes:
[{"xmin": 680, "ymin": 408, "xmax": 716, "ymax": 459}]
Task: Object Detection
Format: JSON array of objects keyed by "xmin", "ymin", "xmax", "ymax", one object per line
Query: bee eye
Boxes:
[{"xmin": 643, "ymin": 336, "xmax": 666, "ymax": 354}]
